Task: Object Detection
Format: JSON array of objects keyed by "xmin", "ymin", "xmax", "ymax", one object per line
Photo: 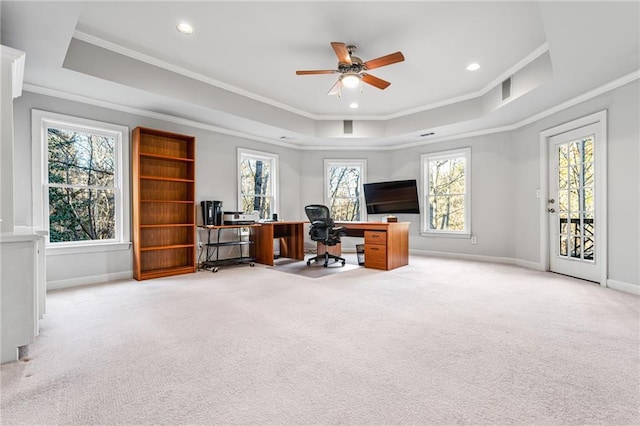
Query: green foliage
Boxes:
[
  {"xmin": 428, "ymin": 158, "xmax": 466, "ymax": 231},
  {"xmin": 240, "ymin": 158, "xmax": 272, "ymax": 219},
  {"xmin": 328, "ymin": 165, "xmax": 361, "ymax": 221},
  {"xmin": 47, "ymin": 128, "xmax": 116, "ymax": 242}
]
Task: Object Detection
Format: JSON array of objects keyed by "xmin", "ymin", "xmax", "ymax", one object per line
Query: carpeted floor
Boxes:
[{"xmin": 1, "ymin": 255, "xmax": 639, "ymax": 425}]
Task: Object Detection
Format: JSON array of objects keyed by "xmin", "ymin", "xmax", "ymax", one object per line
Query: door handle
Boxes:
[
  {"xmin": 547, "ymin": 208, "xmax": 556, "ymax": 213},
  {"xmin": 548, "ymin": 199, "xmax": 555, "ymax": 204}
]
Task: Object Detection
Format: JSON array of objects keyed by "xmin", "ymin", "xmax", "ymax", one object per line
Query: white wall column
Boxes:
[{"xmin": 0, "ymin": 45, "xmax": 25, "ymax": 233}]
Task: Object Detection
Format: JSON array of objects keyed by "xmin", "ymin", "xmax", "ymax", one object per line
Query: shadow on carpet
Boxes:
[{"xmin": 268, "ymin": 255, "xmax": 361, "ymax": 278}]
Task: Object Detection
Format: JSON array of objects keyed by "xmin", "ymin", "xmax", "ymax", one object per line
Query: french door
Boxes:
[{"xmin": 547, "ymin": 121, "xmax": 605, "ymax": 283}]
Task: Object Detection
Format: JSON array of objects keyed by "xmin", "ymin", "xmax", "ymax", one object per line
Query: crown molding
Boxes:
[
  {"xmin": 23, "ymin": 69, "xmax": 639, "ymax": 151},
  {"xmin": 73, "ymin": 31, "xmax": 549, "ymax": 122}
]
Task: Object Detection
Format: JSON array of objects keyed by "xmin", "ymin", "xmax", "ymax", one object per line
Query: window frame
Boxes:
[
  {"xmin": 31, "ymin": 110, "xmax": 130, "ymax": 254},
  {"xmin": 324, "ymin": 159, "xmax": 367, "ymax": 222},
  {"xmin": 237, "ymin": 147, "xmax": 279, "ymax": 219},
  {"xmin": 421, "ymin": 148, "xmax": 471, "ymax": 238}
]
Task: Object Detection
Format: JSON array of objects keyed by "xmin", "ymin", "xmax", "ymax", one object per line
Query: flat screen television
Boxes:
[{"xmin": 363, "ymin": 179, "xmax": 420, "ymax": 214}]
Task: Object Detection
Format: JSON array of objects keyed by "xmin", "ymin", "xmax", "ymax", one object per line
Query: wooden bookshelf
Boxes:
[{"xmin": 132, "ymin": 127, "xmax": 196, "ymax": 280}]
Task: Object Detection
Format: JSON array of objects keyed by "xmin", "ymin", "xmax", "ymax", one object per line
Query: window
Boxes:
[
  {"xmin": 324, "ymin": 159, "xmax": 366, "ymax": 221},
  {"xmin": 238, "ymin": 148, "xmax": 278, "ymax": 220},
  {"xmin": 32, "ymin": 110, "xmax": 130, "ymax": 252},
  {"xmin": 421, "ymin": 148, "xmax": 471, "ymax": 236}
]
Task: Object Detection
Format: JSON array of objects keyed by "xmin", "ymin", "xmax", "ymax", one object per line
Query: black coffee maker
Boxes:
[{"xmin": 201, "ymin": 201, "xmax": 223, "ymax": 226}]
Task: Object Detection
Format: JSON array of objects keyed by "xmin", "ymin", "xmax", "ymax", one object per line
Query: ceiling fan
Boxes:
[{"xmin": 296, "ymin": 42, "xmax": 405, "ymax": 96}]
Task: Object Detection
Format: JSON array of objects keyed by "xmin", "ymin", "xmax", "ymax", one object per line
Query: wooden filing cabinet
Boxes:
[{"xmin": 364, "ymin": 230, "xmax": 388, "ymax": 270}]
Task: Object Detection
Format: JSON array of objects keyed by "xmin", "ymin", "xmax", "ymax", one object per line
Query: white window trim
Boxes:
[
  {"xmin": 237, "ymin": 147, "xmax": 279, "ymax": 216},
  {"xmin": 323, "ymin": 159, "xmax": 367, "ymax": 221},
  {"xmin": 420, "ymin": 147, "xmax": 471, "ymax": 238},
  {"xmin": 31, "ymin": 110, "xmax": 130, "ymax": 254}
]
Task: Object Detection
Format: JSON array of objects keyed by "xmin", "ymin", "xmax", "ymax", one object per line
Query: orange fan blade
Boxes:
[
  {"xmin": 364, "ymin": 51, "xmax": 405, "ymax": 70},
  {"xmin": 296, "ymin": 70, "xmax": 337, "ymax": 75},
  {"xmin": 331, "ymin": 42, "xmax": 352, "ymax": 65},
  {"xmin": 327, "ymin": 80, "xmax": 342, "ymax": 97},
  {"xmin": 362, "ymin": 73, "xmax": 391, "ymax": 90}
]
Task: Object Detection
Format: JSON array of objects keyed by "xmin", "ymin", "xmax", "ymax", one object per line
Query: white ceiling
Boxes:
[{"xmin": 1, "ymin": 1, "xmax": 638, "ymax": 149}]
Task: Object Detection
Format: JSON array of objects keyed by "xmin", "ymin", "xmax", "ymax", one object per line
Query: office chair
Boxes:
[{"xmin": 304, "ymin": 204, "xmax": 346, "ymax": 267}]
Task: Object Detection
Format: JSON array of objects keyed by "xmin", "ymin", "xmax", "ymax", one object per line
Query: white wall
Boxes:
[
  {"xmin": 511, "ymin": 80, "xmax": 639, "ymax": 288},
  {"xmin": 391, "ymin": 133, "xmax": 515, "ymax": 259},
  {"xmin": 11, "ymin": 80, "xmax": 639, "ymax": 291},
  {"xmin": 12, "ymin": 92, "xmax": 303, "ymax": 288}
]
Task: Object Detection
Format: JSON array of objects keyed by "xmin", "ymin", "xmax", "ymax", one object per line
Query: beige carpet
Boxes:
[{"xmin": 1, "ymin": 255, "xmax": 639, "ymax": 425}]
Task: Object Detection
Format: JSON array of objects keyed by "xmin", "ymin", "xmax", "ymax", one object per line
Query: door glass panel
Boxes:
[
  {"xmin": 583, "ymin": 137, "xmax": 594, "ymax": 163},
  {"xmin": 554, "ymin": 137, "xmax": 596, "ymax": 262},
  {"xmin": 583, "ymin": 187, "xmax": 594, "ymax": 211},
  {"xmin": 583, "ymin": 162, "xmax": 594, "ymax": 186},
  {"xmin": 560, "ymin": 234, "xmax": 568, "ymax": 256}
]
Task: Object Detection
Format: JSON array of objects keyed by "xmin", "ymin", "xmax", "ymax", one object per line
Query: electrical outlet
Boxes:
[
  {"xmin": 536, "ymin": 189, "xmax": 541, "ymax": 199},
  {"xmin": 471, "ymin": 236, "xmax": 477, "ymax": 244}
]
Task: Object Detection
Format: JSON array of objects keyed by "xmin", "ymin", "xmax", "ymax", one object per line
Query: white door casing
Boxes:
[{"xmin": 539, "ymin": 111, "xmax": 607, "ymax": 285}]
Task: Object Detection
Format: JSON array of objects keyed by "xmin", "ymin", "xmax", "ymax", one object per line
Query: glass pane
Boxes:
[
  {"xmin": 584, "ymin": 237, "xmax": 595, "ymax": 261},
  {"xmin": 558, "ymin": 190, "xmax": 569, "ymax": 212},
  {"xmin": 569, "ymin": 164, "xmax": 581, "ymax": 188},
  {"xmin": 328, "ymin": 166, "xmax": 361, "ymax": 198},
  {"xmin": 559, "ymin": 218, "xmax": 569, "ymax": 234},
  {"xmin": 569, "ymin": 188, "xmax": 580, "ymax": 212},
  {"xmin": 240, "ymin": 158, "xmax": 272, "ymax": 197},
  {"xmin": 559, "ymin": 234, "xmax": 568, "ymax": 257},
  {"xmin": 240, "ymin": 195, "xmax": 271, "ymax": 219},
  {"xmin": 558, "ymin": 145, "xmax": 569, "ymax": 169},
  {"xmin": 583, "ymin": 214, "xmax": 594, "ymax": 236},
  {"xmin": 568, "ymin": 141, "xmax": 580, "ymax": 165},
  {"xmin": 569, "ymin": 141, "xmax": 582, "ymax": 165},
  {"xmin": 570, "ymin": 234, "xmax": 582, "ymax": 259},
  {"xmin": 429, "ymin": 195, "xmax": 465, "ymax": 231},
  {"xmin": 583, "ymin": 162, "xmax": 594, "ymax": 187},
  {"xmin": 583, "ymin": 187, "xmax": 594, "ymax": 211},
  {"xmin": 48, "ymin": 128, "xmax": 115, "ymax": 187},
  {"xmin": 429, "ymin": 158, "xmax": 465, "ymax": 195},
  {"xmin": 49, "ymin": 188, "xmax": 115, "ymax": 242},
  {"xmin": 583, "ymin": 137, "xmax": 594, "ymax": 163},
  {"xmin": 330, "ymin": 198, "xmax": 361, "ymax": 221},
  {"xmin": 558, "ymin": 166, "xmax": 568, "ymax": 189}
]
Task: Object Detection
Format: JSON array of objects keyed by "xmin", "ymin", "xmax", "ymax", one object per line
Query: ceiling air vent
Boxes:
[
  {"xmin": 502, "ymin": 77, "xmax": 512, "ymax": 101},
  {"xmin": 343, "ymin": 120, "xmax": 353, "ymax": 135}
]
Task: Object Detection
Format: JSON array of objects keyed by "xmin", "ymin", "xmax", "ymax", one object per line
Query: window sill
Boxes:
[
  {"xmin": 46, "ymin": 242, "xmax": 131, "ymax": 256},
  {"xmin": 420, "ymin": 232, "xmax": 471, "ymax": 239}
]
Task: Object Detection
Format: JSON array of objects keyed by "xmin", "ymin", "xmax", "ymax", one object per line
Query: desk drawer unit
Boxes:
[{"xmin": 365, "ymin": 231, "xmax": 387, "ymax": 270}]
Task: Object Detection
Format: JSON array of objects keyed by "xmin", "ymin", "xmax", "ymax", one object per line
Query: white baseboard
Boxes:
[
  {"xmin": 48, "ymin": 271, "xmax": 133, "ymax": 291},
  {"xmin": 410, "ymin": 249, "xmax": 516, "ymax": 265},
  {"xmin": 514, "ymin": 259, "xmax": 545, "ymax": 271},
  {"xmin": 607, "ymin": 279, "xmax": 640, "ymax": 295}
]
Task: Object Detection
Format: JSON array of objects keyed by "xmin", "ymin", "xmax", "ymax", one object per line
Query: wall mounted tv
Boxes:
[{"xmin": 363, "ymin": 179, "xmax": 420, "ymax": 214}]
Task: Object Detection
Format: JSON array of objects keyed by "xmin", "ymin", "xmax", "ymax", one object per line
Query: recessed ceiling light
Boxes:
[
  {"xmin": 349, "ymin": 102, "xmax": 359, "ymax": 109},
  {"xmin": 466, "ymin": 63, "xmax": 480, "ymax": 71},
  {"xmin": 176, "ymin": 22, "xmax": 194, "ymax": 35}
]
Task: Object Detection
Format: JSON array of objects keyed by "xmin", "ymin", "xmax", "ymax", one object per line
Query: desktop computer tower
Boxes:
[{"xmin": 201, "ymin": 200, "xmax": 223, "ymax": 226}]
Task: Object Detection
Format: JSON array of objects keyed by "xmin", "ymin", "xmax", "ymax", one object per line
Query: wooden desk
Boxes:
[
  {"xmin": 335, "ymin": 221, "xmax": 410, "ymax": 270},
  {"xmin": 252, "ymin": 221, "xmax": 305, "ymax": 266}
]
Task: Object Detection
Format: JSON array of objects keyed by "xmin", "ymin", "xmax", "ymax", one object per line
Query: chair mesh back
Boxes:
[{"xmin": 305, "ymin": 204, "xmax": 330, "ymax": 223}]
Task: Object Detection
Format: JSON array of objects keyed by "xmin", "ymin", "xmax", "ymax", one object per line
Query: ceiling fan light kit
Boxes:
[
  {"xmin": 296, "ymin": 42, "xmax": 405, "ymax": 96},
  {"xmin": 340, "ymin": 73, "xmax": 361, "ymax": 89}
]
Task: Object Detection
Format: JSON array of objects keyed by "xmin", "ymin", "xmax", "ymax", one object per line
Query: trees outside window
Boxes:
[
  {"xmin": 47, "ymin": 128, "xmax": 116, "ymax": 242},
  {"xmin": 421, "ymin": 148, "xmax": 471, "ymax": 235},
  {"xmin": 238, "ymin": 148, "xmax": 278, "ymax": 220},
  {"xmin": 33, "ymin": 110, "xmax": 129, "ymax": 249},
  {"xmin": 324, "ymin": 159, "xmax": 366, "ymax": 221}
]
